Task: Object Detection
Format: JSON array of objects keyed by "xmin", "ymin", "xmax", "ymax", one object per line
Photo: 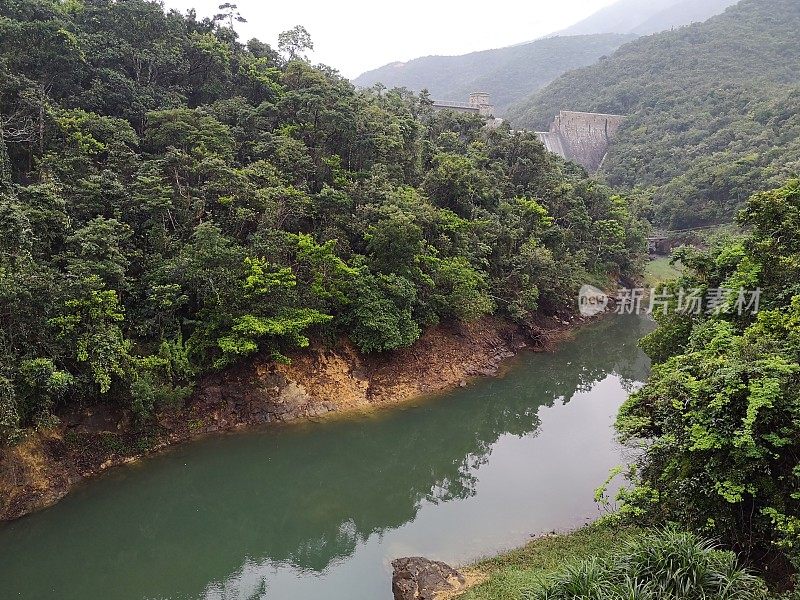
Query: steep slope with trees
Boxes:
[
  {"xmin": 0, "ymin": 0, "xmax": 646, "ymax": 446},
  {"xmin": 508, "ymin": 0, "xmax": 800, "ymax": 227},
  {"xmin": 352, "ymin": 34, "xmax": 635, "ymax": 114},
  {"xmin": 614, "ymin": 179, "xmax": 800, "ymax": 576}
]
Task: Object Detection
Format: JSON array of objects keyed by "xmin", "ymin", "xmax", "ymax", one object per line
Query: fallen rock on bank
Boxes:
[{"xmin": 391, "ymin": 557, "xmax": 467, "ymax": 600}]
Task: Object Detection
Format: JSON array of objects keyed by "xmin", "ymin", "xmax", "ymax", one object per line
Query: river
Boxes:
[{"xmin": 0, "ymin": 314, "xmax": 653, "ymax": 600}]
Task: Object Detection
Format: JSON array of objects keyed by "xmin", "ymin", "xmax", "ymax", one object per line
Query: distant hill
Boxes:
[
  {"xmin": 630, "ymin": 0, "xmax": 742, "ymax": 34},
  {"xmin": 509, "ymin": 0, "xmax": 800, "ymax": 228},
  {"xmin": 352, "ymin": 1, "xmax": 738, "ymax": 115},
  {"xmin": 352, "ymin": 34, "xmax": 635, "ymax": 114},
  {"xmin": 557, "ymin": 0, "xmax": 741, "ymax": 36}
]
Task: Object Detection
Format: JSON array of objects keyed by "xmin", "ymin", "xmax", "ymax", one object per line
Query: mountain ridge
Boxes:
[
  {"xmin": 353, "ymin": 0, "xmax": 740, "ymax": 114},
  {"xmin": 556, "ymin": 0, "xmax": 740, "ymax": 36},
  {"xmin": 353, "ymin": 34, "xmax": 634, "ymax": 114},
  {"xmin": 508, "ymin": 0, "xmax": 800, "ymax": 227}
]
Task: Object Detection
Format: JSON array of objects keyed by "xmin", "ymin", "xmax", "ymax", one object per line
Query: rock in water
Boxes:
[{"xmin": 391, "ymin": 557, "xmax": 466, "ymax": 600}]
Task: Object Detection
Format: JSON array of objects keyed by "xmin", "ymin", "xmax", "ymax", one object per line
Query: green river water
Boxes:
[{"xmin": 0, "ymin": 314, "xmax": 653, "ymax": 600}]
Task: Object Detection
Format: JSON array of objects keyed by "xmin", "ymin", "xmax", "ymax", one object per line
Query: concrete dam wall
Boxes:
[{"xmin": 535, "ymin": 111, "xmax": 625, "ymax": 172}]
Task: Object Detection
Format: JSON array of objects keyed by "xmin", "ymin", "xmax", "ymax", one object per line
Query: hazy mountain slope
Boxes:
[
  {"xmin": 352, "ymin": 34, "xmax": 634, "ymax": 114},
  {"xmin": 557, "ymin": 0, "xmax": 740, "ymax": 36},
  {"xmin": 631, "ymin": 0, "xmax": 741, "ymax": 34},
  {"xmin": 509, "ymin": 0, "xmax": 800, "ymax": 228}
]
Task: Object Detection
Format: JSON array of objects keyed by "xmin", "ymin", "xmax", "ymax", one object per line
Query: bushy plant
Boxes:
[
  {"xmin": 525, "ymin": 528, "xmax": 768, "ymax": 600},
  {"xmin": 615, "ymin": 181, "xmax": 800, "ymax": 572}
]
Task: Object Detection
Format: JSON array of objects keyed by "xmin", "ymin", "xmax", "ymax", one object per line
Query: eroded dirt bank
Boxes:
[{"xmin": 0, "ymin": 314, "xmax": 584, "ymax": 522}]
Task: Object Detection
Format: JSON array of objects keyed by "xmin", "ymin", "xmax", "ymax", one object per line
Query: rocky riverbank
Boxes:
[{"xmin": 0, "ymin": 313, "xmax": 589, "ymax": 522}]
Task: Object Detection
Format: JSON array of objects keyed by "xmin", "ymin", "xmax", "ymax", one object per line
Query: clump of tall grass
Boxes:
[{"xmin": 524, "ymin": 527, "xmax": 768, "ymax": 600}]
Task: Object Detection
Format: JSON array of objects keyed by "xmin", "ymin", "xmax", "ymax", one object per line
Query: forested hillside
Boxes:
[
  {"xmin": 629, "ymin": 0, "xmax": 740, "ymax": 34},
  {"xmin": 508, "ymin": 0, "xmax": 800, "ymax": 227},
  {"xmin": 556, "ymin": 0, "xmax": 739, "ymax": 36},
  {"xmin": 352, "ymin": 34, "xmax": 634, "ymax": 114},
  {"xmin": 616, "ymin": 179, "xmax": 800, "ymax": 575},
  {"xmin": 0, "ymin": 0, "xmax": 645, "ymax": 442}
]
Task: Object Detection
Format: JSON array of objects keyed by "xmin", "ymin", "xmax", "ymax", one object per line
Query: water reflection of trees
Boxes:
[
  {"xmin": 277, "ymin": 315, "xmax": 654, "ymax": 568},
  {"xmin": 171, "ymin": 316, "xmax": 651, "ymax": 586},
  {"xmin": 0, "ymin": 317, "xmax": 653, "ymax": 599}
]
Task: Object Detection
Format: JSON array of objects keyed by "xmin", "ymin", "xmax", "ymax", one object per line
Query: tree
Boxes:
[
  {"xmin": 364, "ymin": 204, "xmax": 426, "ymax": 278},
  {"xmin": 16, "ymin": 359, "xmax": 74, "ymax": 427},
  {"xmin": 431, "ymin": 257, "xmax": 494, "ymax": 321},
  {"xmin": 614, "ymin": 181, "xmax": 800, "ymax": 571},
  {"xmin": 422, "ymin": 153, "xmax": 494, "ymax": 217},
  {"xmin": 344, "ymin": 273, "xmax": 421, "ymax": 354},
  {"xmin": 49, "ymin": 280, "xmax": 130, "ymax": 395},
  {"xmin": 194, "ymin": 256, "xmax": 332, "ymax": 369},
  {"xmin": 0, "ymin": 109, "xmax": 35, "ymax": 187},
  {"xmin": 0, "ymin": 376, "xmax": 19, "ymax": 444},
  {"xmin": 278, "ymin": 25, "xmax": 314, "ymax": 61},
  {"xmin": 0, "ymin": 0, "xmax": 647, "ymax": 448},
  {"xmin": 65, "ymin": 217, "xmax": 133, "ymax": 292},
  {"xmin": 0, "ymin": 131, "xmax": 12, "ymax": 189},
  {"xmin": 213, "ymin": 3, "xmax": 247, "ymax": 29}
]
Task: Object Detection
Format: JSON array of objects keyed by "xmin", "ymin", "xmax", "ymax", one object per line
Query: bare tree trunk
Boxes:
[
  {"xmin": 38, "ymin": 91, "xmax": 45, "ymax": 153},
  {"xmin": 0, "ymin": 126, "xmax": 10, "ymax": 189}
]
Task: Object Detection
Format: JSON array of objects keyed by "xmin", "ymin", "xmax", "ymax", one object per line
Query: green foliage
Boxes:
[
  {"xmin": 215, "ymin": 307, "xmax": 331, "ymax": 368},
  {"xmin": 277, "ymin": 25, "xmax": 313, "ymax": 61},
  {"xmin": 509, "ymin": 0, "xmax": 800, "ymax": 228},
  {"xmin": 49, "ymin": 281, "xmax": 130, "ymax": 395},
  {"xmin": 615, "ymin": 181, "xmax": 800, "ymax": 571},
  {"xmin": 344, "ymin": 273, "xmax": 421, "ymax": 354},
  {"xmin": 423, "ymin": 152, "xmax": 494, "ymax": 217},
  {"xmin": 184, "ymin": 251, "xmax": 333, "ymax": 369},
  {"xmin": 0, "ymin": 0, "xmax": 645, "ymax": 440},
  {"xmin": 524, "ymin": 528, "xmax": 768, "ymax": 600},
  {"xmin": 637, "ymin": 310, "xmax": 693, "ymax": 364},
  {"xmin": 0, "ymin": 134, "xmax": 11, "ymax": 189},
  {"xmin": 465, "ymin": 525, "xmax": 638, "ymax": 600},
  {"xmin": 0, "ymin": 376, "xmax": 19, "ymax": 444},
  {"xmin": 129, "ymin": 339, "xmax": 194, "ymax": 421},
  {"xmin": 432, "ymin": 257, "xmax": 494, "ymax": 321},
  {"xmin": 16, "ymin": 358, "xmax": 73, "ymax": 427}
]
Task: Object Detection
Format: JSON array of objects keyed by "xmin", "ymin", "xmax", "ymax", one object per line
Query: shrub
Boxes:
[
  {"xmin": 524, "ymin": 528, "xmax": 768, "ymax": 600},
  {"xmin": 0, "ymin": 375, "xmax": 20, "ymax": 444}
]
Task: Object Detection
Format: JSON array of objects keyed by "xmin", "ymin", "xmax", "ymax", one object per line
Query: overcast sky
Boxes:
[{"xmin": 160, "ymin": 0, "xmax": 619, "ymax": 78}]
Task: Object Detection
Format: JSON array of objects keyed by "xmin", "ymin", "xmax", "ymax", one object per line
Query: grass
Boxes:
[
  {"xmin": 643, "ymin": 257, "xmax": 683, "ymax": 288},
  {"xmin": 461, "ymin": 524, "xmax": 639, "ymax": 600},
  {"xmin": 526, "ymin": 527, "xmax": 768, "ymax": 599},
  {"xmin": 460, "ymin": 525, "xmax": 771, "ymax": 600}
]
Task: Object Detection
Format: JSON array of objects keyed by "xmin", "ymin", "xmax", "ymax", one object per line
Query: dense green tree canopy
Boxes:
[
  {"xmin": 615, "ymin": 180, "xmax": 800, "ymax": 573},
  {"xmin": 0, "ymin": 0, "xmax": 645, "ymax": 442}
]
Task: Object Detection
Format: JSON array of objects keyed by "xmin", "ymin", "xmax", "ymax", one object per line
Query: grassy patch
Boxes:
[
  {"xmin": 643, "ymin": 257, "xmax": 683, "ymax": 288},
  {"xmin": 461, "ymin": 524, "xmax": 639, "ymax": 600}
]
